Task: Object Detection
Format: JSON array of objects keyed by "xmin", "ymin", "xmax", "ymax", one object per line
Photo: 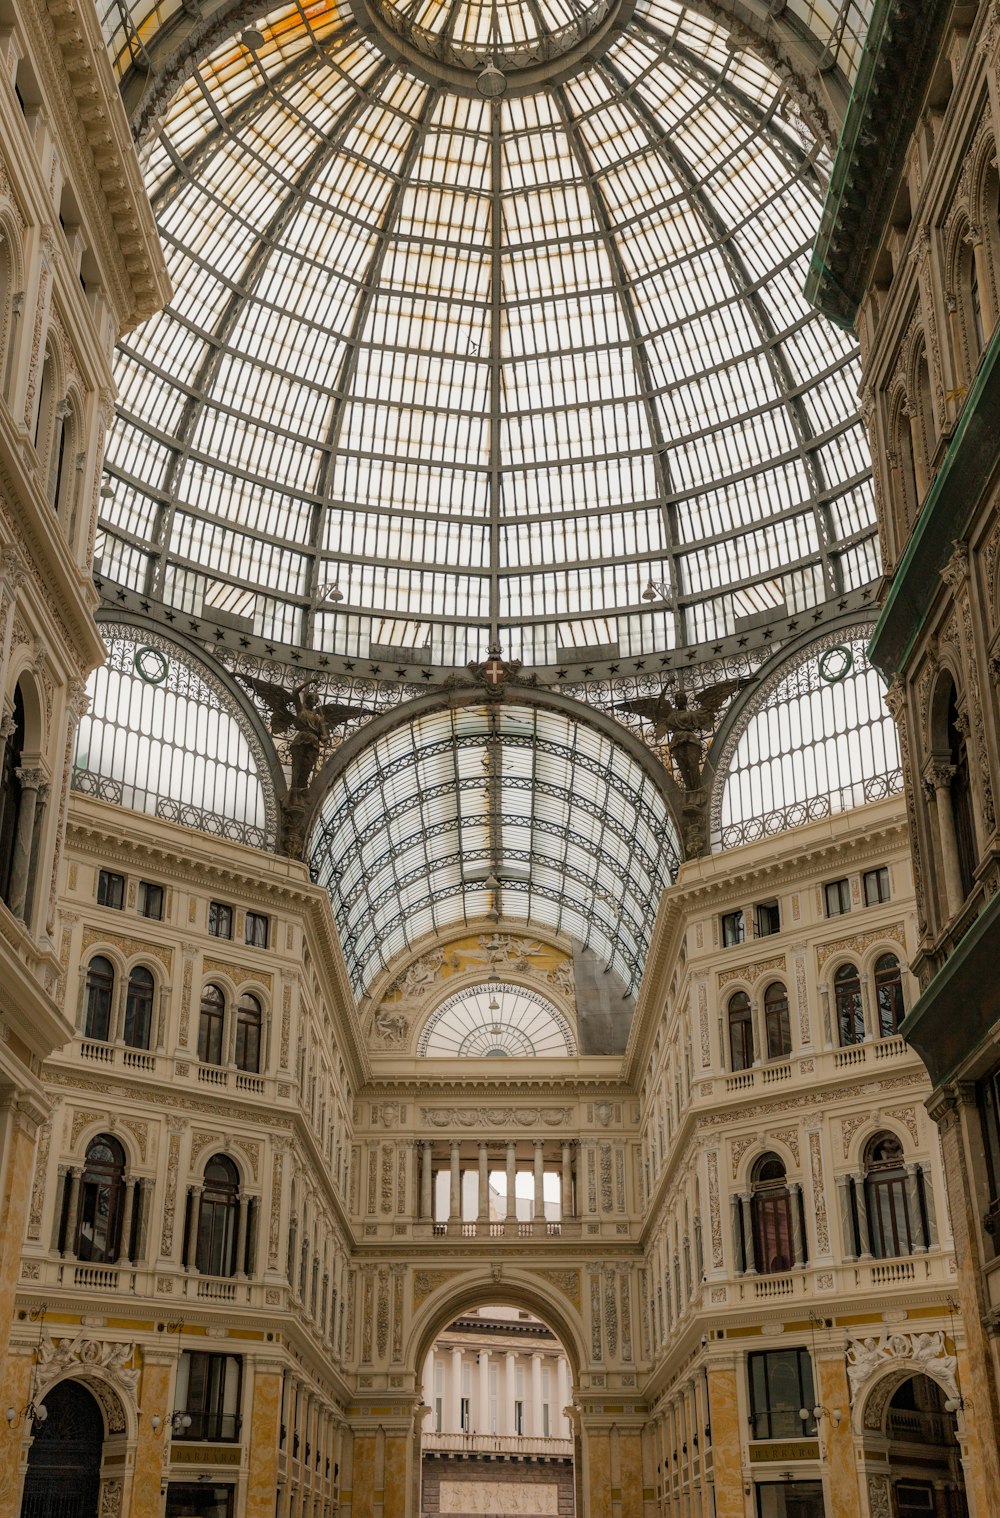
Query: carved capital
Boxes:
[
  {"xmin": 940, "ymin": 541, "xmax": 969, "ymax": 591},
  {"xmin": 922, "ymin": 760, "xmax": 956, "ymax": 795},
  {"xmin": 15, "ymin": 766, "xmax": 46, "ymax": 789}
]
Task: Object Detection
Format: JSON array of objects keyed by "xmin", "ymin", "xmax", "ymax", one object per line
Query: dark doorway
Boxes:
[
  {"xmin": 165, "ymin": 1485, "xmax": 235, "ymax": 1518},
  {"xmin": 20, "ymin": 1381, "xmax": 103, "ymax": 1518}
]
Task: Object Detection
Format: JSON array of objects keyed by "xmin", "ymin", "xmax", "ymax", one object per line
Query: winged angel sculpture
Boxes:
[
  {"xmin": 614, "ymin": 678, "xmax": 752, "ymax": 792},
  {"xmin": 235, "ymin": 677, "xmax": 366, "ymax": 796}
]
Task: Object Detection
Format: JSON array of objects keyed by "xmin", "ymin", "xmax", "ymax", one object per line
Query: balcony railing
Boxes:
[{"xmin": 422, "ymin": 1432, "xmax": 573, "ymax": 1459}]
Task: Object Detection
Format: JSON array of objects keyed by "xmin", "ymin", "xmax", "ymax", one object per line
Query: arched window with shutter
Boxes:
[
  {"xmin": 750, "ymin": 1154, "xmax": 795, "ymax": 1275},
  {"xmin": 834, "ymin": 963, "xmax": 864, "ymax": 1046},
  {"xmin": 76, "ymin": 1134, "xmax": 126, "ymax": 1263},
  {"xmin": 763, "ymin": 982, "xmax": 791, "ymax": 1060},
  {"xmin": 198, "ymin": 984, "xmax": 226, "ymax": 1066},
  {"xmin": 728, "ymin": 991, "xmax": 754, "ymax": 1072},
  {"xmin": 123, "ymin": 965, "xmax": 154, "ymax": 1049},
  {"xmin": 84, "ymin": 956, "xmax": 115, "ymax": 1042},
  {"xmin": 874, "ymin": 954, "xmax": 904, "ymax": 1038},
  {"xmin": 235, "ymin": 992, "xmax": 262, "ymax": 1073},
  {"xmin": 197, "ymin": 1154, "xmax": 240, "ymax": 1276}
]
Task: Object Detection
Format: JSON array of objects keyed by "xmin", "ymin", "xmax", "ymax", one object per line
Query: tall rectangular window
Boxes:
[
  {"xmin": 755, "ymin": 901, "xmax": 780, "ymax": 937},
  {"xmin": 175, "ymin": 1352, "xmax": 242, "ymax": 1441},
  {"xmin": 97, "ymin": 870, "xmax": 125, "ymax": 909},
  {"xmin": 208, "ymin": 901, "xmax": 233, "ymax": 939},
  {"xmin": 863, "ymin": 867, "xmax": 890, "ymax": 905},
  {"xmin": 978, "ymin": 1061, "xmax": 1000, "ymax": 1256},
  {"xmin": 245, "ymin": 911, "xmax": 268, "ymax": 948},
  {"xmin": 748, "ymin": 1349, "xmax": 815, "ymax": 1440},
  {"xmin": 721, "ymin": 909, "xmax": 744, "ymax": 946},
  {"xmin": 138, "ymin": 880, "xmax": 164, "ymax": 919},
  {"xmin": 824, "ymin": 878, "xmax": 851, "ymax": 917}
]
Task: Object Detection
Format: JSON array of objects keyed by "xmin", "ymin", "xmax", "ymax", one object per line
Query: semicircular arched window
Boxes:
[
  {"xmin": 84, "ymin": 956, "xmax": 115, "ymax": 1042},
  {"xmin": 123, "ymin": 965, "xmax": 154, "ymax": 1050},
  {"xmin": 834, "ymin": 963, "xmax": 864, "ymax": 1047},
  {"xmin": 763, "ymin": 982, "xmax": 791, "ymax": 1061},
  {"xmin": 874, "ymin": 954, "xmax": 905, "ymax": 1039},
  {"xmin": 727, "ymin": 992, "xmax": 754, "ymax": 1073},
  {"xmin": 197, "ymin": 1154, "xmax": 240, "ymax": 1277},
  {"xmin": 77, "ymin": 1134, "xmax": 126, "ymax": 1264},
  {"xmin": 416, "ymin": 983, "xmax": 576, "ymax": 1058}
]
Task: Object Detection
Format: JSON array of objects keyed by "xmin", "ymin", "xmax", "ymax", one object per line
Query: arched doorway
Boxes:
[
  {"xmin": 20, "ymin": 1381, "xmax": 103, "ymax": 1518},
  {"xmin": 884, "ymin": 1376, "xmax": 967, "ymax": 1518},
  {"xmin": 419, "ymin": 1302, "xmax": 576, "ymax": 1517}
]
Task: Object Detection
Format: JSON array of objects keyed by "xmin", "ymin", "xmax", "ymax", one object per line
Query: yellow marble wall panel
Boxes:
[
  {"xmin": 815, "ymin": 1355, "xmax": 862, "ymax": 1518},
  {"xmin": 352, "ymin": 1432, "xmax": 377, "ymax": 1518},
  {"xmin": 382, "ymin": 1432, "xmax": 408, "ymax": 1518},
  {"xmin": 0, "ymin": 1117, "xmax": 39, "ymax": 1387},
  {"xmin": 245, "ymin": 1364, "xmax": 283, "ymax": 1518},
  {"xmin": 584, "ymin": 1428, "xmax": 612, "ymax": 1518},
  {"xmin": 618, "ymin": 1428, "xmax": 644, "ymax": 1517},
  {"xmin": 131, "ymin": 1357, "xmax": 172, "ymax": 1517},
  {"xmin": 0, "ymin": 1355, "xmax": 33, "ymax": 1513},
  {"xmin": 707, "ymin": 1363, "xmax": 744, "ymax": 1518}
]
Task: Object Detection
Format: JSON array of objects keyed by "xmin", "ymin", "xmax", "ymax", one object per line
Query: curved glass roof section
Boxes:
[
  {"xmin": 417, "ymin": 982, "xmax": 576, "ymax": 1055},
  {"xmin": 310, "ymin": 702, "xmax": 680, "ymax": 995},
  {"xmin": 73, "ymin": 624, "xmax": 275, "ymax": 846},
  {"xmin": 711, "ymin": 627, "xmax": 901, "ymax": 851},
  {"xmin": 100, "ymin": 0, "xmax": 877, "ymax": 672}
]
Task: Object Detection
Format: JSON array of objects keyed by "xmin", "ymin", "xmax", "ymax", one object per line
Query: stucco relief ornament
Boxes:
[
  {"xmin": 35, "ymin": 1331, "xmax": 139, "ymax": 1407},
  {"xmin": 846, "ymin": 1329, "xmax": 958, "ymax": 1403},
  {"xmin": 372, "ymin": 1007, "xmax": 408, "ymax": 1043}
]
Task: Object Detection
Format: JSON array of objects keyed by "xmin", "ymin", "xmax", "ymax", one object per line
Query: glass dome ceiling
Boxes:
[{"xmin": 100, "ymin": 0, "xmax": 878, "ymax": 675}]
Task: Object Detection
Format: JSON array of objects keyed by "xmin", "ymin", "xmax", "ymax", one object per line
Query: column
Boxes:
[
  {"xmin": 740, "ymin": 1194, "xmax": 756, "ymax": 1274},
  {"xmin": 906, "ymin": 1163, "xmax": 927, "ymax": 1251},
  {"xmin": 556, "ymin": 1357, "xmax": 569, "ymax": 1438},
  {"xmin": 116, "ymin": 1178, "xmax": 137, "ymax": 1265},
  {"xmin": 852, "ymin": 1172, "xmax": 872, "ymax": 1258},
  {"xmin": 505, "ymin": 1142, "xmax": 517, "ymax": 1231},
  {"xmin": 7, "ymin": 766, "xmax": 44, "ymax": 919},
  {"xmin": 530, "ymin": 1352, "xmax": 543, "ymax": 1436},
  {"xmin": 477, "ymin": 1142, "xmax": 489, "ymax": 1230},
  {"xmin": 63, "ymin": 1167, "xmax": 82, "ymax": 1258},
  {"xmin": 730, "ymin": 1193, "xmax": 744, "ymax": 1274},
  {"xmin": 235, "ymin": 1194, "xmax": 251, "ymax": 1277},
  {"xmin": 925, "ymin": 764, "xmax": 965, "ymax": 918},
  {"xmin": 185, "ymin": 1185, "xmax": 203, "ymax": 1270},
  {"xmin": 450, "ymin": 1345, "xmax": 463, "ymax": 1433},
  {"xmin": 504, "ymin": 1350, "xmax": 517, "ymax": 1436},
  {"xmin": 477, "ymin": 1350, "xmax": 489, "ymax": 1434},
  {"xmin": 837, "ymin": 1173, "xmax": 857, "ymax": 1261},
  {"xmin": 22, "ymin": 780, "xmax": 47, "ymax": 926},
  {"xmin": 789, "ymin": 1182, "xmax": 805, "ymax": 1267},
  {"xmin": 533, "ymin": 1141, "xmax": 545, "ymax": 1225},
  {"xmin": 561, "ymin": 1142, "xmax": 573, "ymax": 1219},
  {"xmin": 448, "ymin": 1142, "xmax": 461, "ymax": 1227},
  {"xmin": 420, "ymin": 1141, "xmax": 433, "ymax": 1221}
]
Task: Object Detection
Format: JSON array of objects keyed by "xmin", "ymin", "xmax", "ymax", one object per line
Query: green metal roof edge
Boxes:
[
  {"xmin": 868, "ymin": 316, "xmax": 1000, "ymax": 678},
  {"xmin": 804, "ymin": 0, "xmax": 953, "ymax": 329}
]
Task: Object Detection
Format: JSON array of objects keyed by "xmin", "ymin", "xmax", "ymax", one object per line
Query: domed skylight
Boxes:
[{"xmin": 99, "ymin": 0, "xmax": 877, "ymax": 676}]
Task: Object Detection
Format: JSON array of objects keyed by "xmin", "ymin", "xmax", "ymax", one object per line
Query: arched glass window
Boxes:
[
  {"xmin": 196, "ymin": 1154, "xmax": 239, "ymax": 1276},
  {"xmin": 123, "ymin": 965, "xmax": 154, "ymax": 1049},
  {"xmin": 763, "ymin": 982, "xmax": 791, "ymax": 1060},
  {"xmin": 234, "ymin": 992, "xmax": 262, "ymax": 1073},
  {"xmin": 34, "ymin": 346, "xmax": 54, "ymax": 454},
  {"xmin": 874, "ymin": 954, "xmax": 905, "ymax": 1038},
  {"xmin": 948, "ymin": 685, "xmax": 978, "ymax": 899},
  {"xmin": 728, "ymin": 992, "xmax": 754, "ymax": 1072},
  {"xmin": 76, "ymin": 1134, "xmax": 126, "ymax": 1263},
  {"xmin": 84, "ymin": 956, "xmax": 115, "ymax": 1042},
  {"xmin": 198, "ymin": 984, "xmax": 225, "ymax": 1066},
  {"xmin": 751, "ymin": 1154, "xmax": 794, "ymax": 1275},
  {"xmin": 834, "ymin": 963, "xmax": 864, "ymax": 1046},
  {"xmin": 968, "ymin": 243, "xmax": 986, "ymax": 358},
  {"xmin": 865, "ymin": 1134, "xmax": 915, "ymax": 1259},
  {"xmin": 0, "ymin": 683, "xmax": 24, "ymax": 905}
]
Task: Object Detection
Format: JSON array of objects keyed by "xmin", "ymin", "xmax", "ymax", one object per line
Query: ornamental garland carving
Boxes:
[
  {"xmin": 81, "ymin": 926, "xmax": 173, "ymax": 975},
  {"xmin": 717, "ymin": 955, "xmax": 785, "ymax": 990},
  {"xmin": 35, "ymin": 1331, "xmax": 139, "ymax": 1417},
  {"xmin": 412, "ymin": 1268, "xmax": 464, "ymax": 1309},
  {"xmin": 419, "ymin": 1107, "xmax": 571, "ymax": 1128},
  {"xmin": 268, "ymin": 1151, "xmax": 283, "ymax": 1270},
  {"xmin": 203, "ymin": 956, "xmax": 272, "ymax": 991},
  {"xmin": 160, "ymin": 1132, "xmax": 181, "ymax": 1258},
  {"xmin": 808, "ymin": 1130, "xmax": 830, "ymax": 1255},
  {"xmin": 27, "ymin": 1119, "xmax": 52, "ymax": 1239},
  {"xmin": 815, "ymin": 923, "xmax": 906, "ymax": 970},
  {"xmin": 706, "ymin": 1149, "xmax": 723, "ymax": 1268}
]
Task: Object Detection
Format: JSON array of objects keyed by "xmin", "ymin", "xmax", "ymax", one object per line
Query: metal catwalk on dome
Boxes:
[{"xmin": 98, "ymin": 0, "xmax": 878, "ymax": 678}]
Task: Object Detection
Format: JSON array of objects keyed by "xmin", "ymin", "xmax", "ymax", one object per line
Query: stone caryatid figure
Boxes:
[
  {"xmin": 614, "ymin": 677, "xmax": 751, "ymax": 792},
  {"xmin": 235, "ymin": 676, "xmax": 365, "ymax": 797}
]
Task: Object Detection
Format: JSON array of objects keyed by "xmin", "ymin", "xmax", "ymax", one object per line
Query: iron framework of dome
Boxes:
[{"xmin": 97, "ymin": 0, "xmax": 879, "ymax": 682}]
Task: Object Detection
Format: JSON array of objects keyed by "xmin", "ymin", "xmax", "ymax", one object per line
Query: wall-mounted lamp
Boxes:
[
  {"xmin": 6, "ymin": 1400, "xmax": 48, "ymax": 1430},
  {"xmin": 168, "ymin": 1412, "xmax": 193, "ymax": 1434},
  {"xmin": 944, "ymin": 1396, "xmax": 964, "ymax": 1414},
  {"xmin": 801, "ymin": 1404, "xmax": 842, "ymax": 1427}
]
